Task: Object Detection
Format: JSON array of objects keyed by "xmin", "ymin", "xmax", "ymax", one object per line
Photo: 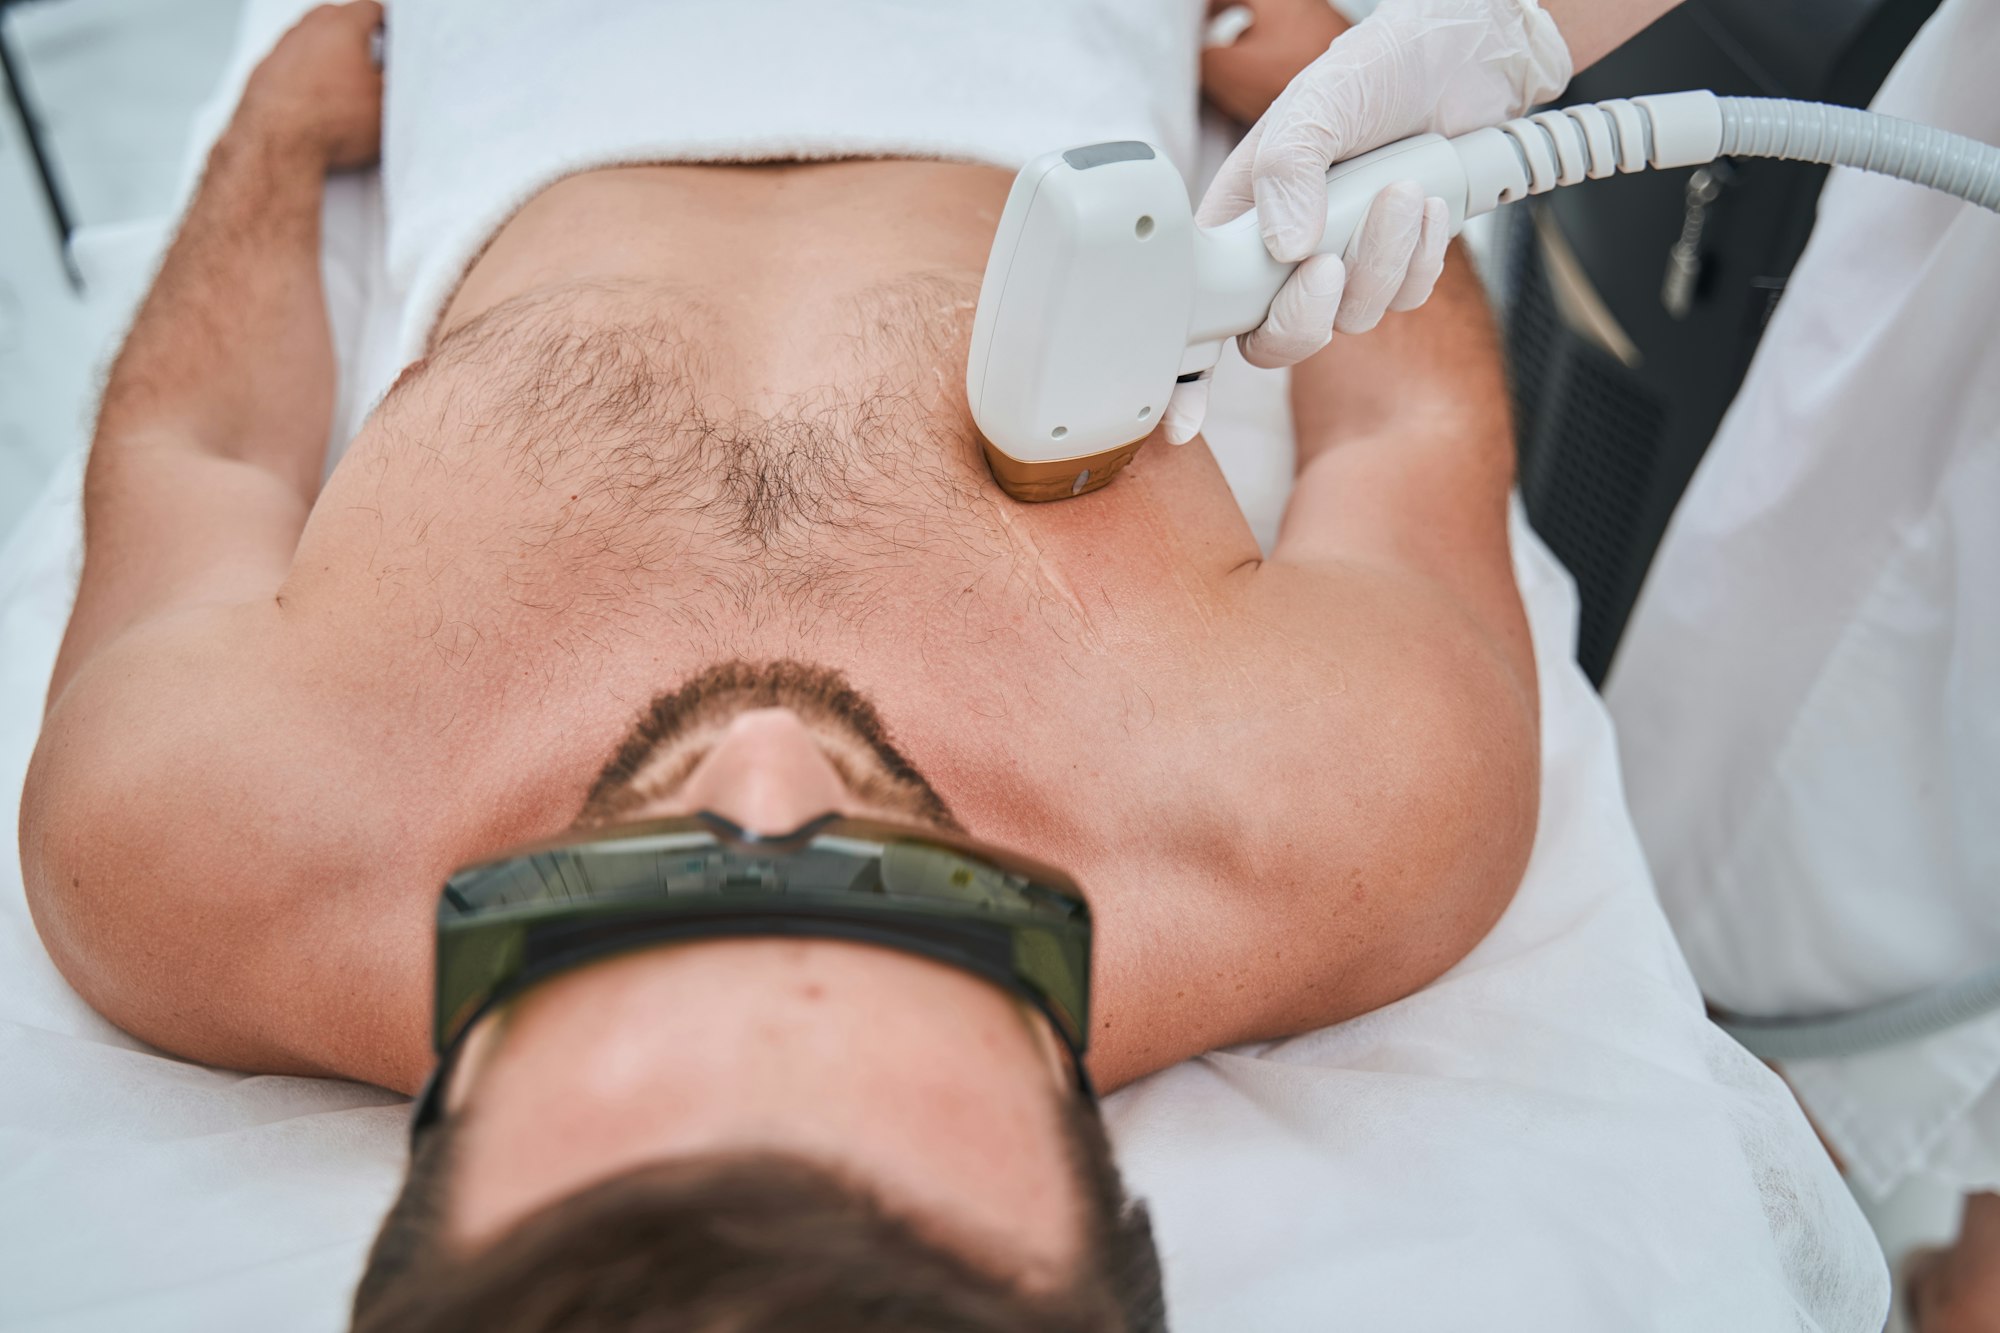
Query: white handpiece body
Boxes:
[{"xmin": 1184, "ymin": 134, "xmax": 1471, "ymax": 369}]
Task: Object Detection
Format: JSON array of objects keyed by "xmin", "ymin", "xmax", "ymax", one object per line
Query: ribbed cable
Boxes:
[
  {"xmin": 1492, "ymin": 101, "xmax": 1653, "ymax": 197},
  {"xmin": 1717, "ymin": 96, "xmax": 2000, "ymax": 211}
]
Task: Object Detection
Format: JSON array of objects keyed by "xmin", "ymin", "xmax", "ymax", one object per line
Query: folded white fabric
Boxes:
[
  {"xmin": 0, "ymin": 3, "xmax": 1888, "ymax": 1330},
  {"xmin": 376, "ymin": 0, "xmax": 1203, "ymax": 379}
]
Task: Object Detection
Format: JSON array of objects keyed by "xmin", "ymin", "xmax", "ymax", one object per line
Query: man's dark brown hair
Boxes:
[{"xmin": 350, "ymin": 1094, "xmax": 1166, "ymax": 1332}]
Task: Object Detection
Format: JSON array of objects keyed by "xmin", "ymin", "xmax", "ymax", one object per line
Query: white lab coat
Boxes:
[{"xmin": 1607, "ymin": 0, "xmax": 2000, "ymax": 1201}]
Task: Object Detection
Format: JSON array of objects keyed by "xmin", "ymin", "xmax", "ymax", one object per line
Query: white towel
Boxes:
[{"xmin": 376, "ymin": 0, "xmax": 1204, "ymax": 397}]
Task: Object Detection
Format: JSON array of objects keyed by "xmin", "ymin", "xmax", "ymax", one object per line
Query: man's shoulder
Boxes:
[
  {"xmin": 1202, "ymin": 555, "xmax": 1541, "ymax": 891},
  {"xmin": 24, "ymin": 600, "xmax": 385, "ymax": 945},
  {"xmin": 22, "ymin": 598, "xmax": 416, "ymax": 1075}
]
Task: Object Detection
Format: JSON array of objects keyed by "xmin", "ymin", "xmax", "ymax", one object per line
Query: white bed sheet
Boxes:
[{"xmin": 0, "ymin": 8, "xmax": 1889, "ymax": 1329}]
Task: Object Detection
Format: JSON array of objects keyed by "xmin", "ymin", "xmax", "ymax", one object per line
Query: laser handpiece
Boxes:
[{"xmin": 967, "ymin": 90, "xmax": 2000, "ymax": 502}]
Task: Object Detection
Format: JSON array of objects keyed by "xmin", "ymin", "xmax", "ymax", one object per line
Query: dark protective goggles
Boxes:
[{"xmin": 413, "ymin": 812, "xmax": 1094, "ymax": 1132}]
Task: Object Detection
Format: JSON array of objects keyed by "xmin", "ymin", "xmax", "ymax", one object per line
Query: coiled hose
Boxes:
[
  {"xmin": 1713, "ymin": 962, "xmax": 2000, "ymax": 1062},
  {"xmin": 1458, "ymin": 91, "xmax": 2000, "ymax": 216}
]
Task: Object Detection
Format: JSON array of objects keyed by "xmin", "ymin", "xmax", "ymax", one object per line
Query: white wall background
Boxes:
[{"xmin": 0, "ymin": 0, "xmax": 244, "ymax": 542}]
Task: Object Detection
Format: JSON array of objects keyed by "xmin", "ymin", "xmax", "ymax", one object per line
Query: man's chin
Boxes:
[{"xmin": 575, "ymin": 659, "xmax": 957, "ymax": 829}]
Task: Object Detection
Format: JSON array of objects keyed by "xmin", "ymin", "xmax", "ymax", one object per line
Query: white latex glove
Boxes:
[{"xmin": 1164, "ymin": 0, "xmax": 1572, "ymax": 445}]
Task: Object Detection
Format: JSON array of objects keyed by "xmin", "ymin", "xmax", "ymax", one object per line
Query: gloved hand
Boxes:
[{"xmin": 1163, "ymin": 0, "xmax": 1572, "ymax": 444}]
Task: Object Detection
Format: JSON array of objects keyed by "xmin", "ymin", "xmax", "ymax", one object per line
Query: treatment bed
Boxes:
[{"xmin": 0, "ymin": 3, "xmax": 1889, "ymax": 1328}]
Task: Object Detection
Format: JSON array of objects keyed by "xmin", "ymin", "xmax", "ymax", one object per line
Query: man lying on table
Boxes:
[{"xmin": 20, "ymin": 4, "xmax": 1535, "ymax": 1330}]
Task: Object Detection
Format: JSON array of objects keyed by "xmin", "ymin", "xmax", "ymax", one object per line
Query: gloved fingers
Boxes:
[
  {"xmin": 1387, "ymin": 195, "xmax": 1451, "ymax": 314},
  {"xmin": 1333, "ymin": 180, "xmax": 1425, "ymax": 335},
  {"xmin": 1195, "ymin": 117, "xmax": 1264, "ymax": 228},
  {"xmin": 1240, "ymin": 254, "xmax": 1344, "ymax": 369},
  {"xmin": 1250, "ymin": 99, "xmax": 1337, "ymax": 262},
  {"xmin": 1246, "ymin": 21, "xmax": 1406, "ymax": 262},
  {"xmin": 1203, "ymin": 3, "xmax": 1255, "ymax": 51},
  {"xmin": 1227, "ymin": 0, "xmax": 1577, "ymax": 261},
  {"xmin": 1161, "ymin": 375, "xmax": 1213, "ymax": 446}
]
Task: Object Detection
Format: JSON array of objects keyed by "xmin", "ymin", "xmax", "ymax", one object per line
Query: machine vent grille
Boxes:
[{"xmin": 1505, "ymin": 215, "xmax": 1669, "ymax": 685}]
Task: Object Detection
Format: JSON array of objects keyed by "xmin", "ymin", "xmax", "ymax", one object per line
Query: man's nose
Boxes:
[{"xmin": 673, "ymin": 709, "xmax": 852, "ymax": 836}]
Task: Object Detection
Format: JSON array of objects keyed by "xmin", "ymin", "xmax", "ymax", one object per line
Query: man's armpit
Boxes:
[{"xmin": 53, "ymin": 447, "xmax": 307, "ymax": 708}]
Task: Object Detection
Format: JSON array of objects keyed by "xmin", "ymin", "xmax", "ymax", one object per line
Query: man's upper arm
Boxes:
[
  {"xmin": 48, "ymin": 47, "xmax": 359, "ymax": 704},
  {"xmin": 1268, "ymin": 247, "xmax": 1530, "ymax": 688}
]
